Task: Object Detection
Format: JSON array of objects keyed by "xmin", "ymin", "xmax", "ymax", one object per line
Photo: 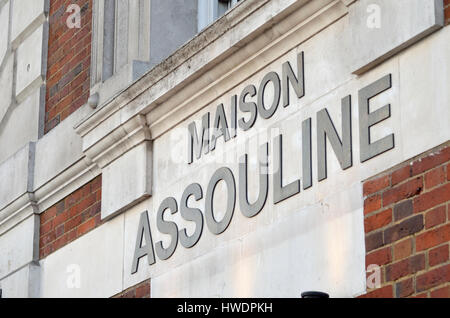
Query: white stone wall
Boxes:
[
  {"xmin": 38, "ymin": 0, "xmax": 449, "ymax": 298},
  {"xmin": 0, "ymin": 0, "xmax": 48, "ymax": 297},
  {"xmin": 1, "ymin": 0, "xmax": 448, "ymax": 298},
  {"xmin": 0, "ymin": 0, "xmax": 48, "ymax": 164}
]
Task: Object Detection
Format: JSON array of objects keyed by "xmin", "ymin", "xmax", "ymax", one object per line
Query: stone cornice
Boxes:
[
  {"xmin": 75, "ymin": 0, "xmax": 354, "ymax": 161},
  {"xmin": 75, "ymin": 0, "xmax": 272, "ymax": 137},
  {"xmin": 82, "ymin": 114, "xmax": 151, "ymax": 169}
]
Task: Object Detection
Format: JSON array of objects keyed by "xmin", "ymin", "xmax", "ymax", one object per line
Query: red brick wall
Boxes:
[
  {"xmin": 45, "ymin": 0, "xmax": 92, "ymax": 134},
  {"xmin": 445, "ymin": 0, "xmax": 450, "ymax": 25},
  {"xmin": 39, "ymin": 175, "xmax": 102, "ymax": 259},
  {"xmin": 112, "ymin": 280, "xmax": 151, "ymax": 298},
  {"xmin": 360, "ymin": 143, "xmax": 450, "ymax": 298}
]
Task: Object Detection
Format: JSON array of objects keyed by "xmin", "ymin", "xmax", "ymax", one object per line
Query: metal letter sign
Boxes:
[
  {"xmin": 359, "ymin": 74, "xmax": 394, "ymax": 162},
  {"xmin": 239, "ymin": 143, "xmax": 269, "ymax": 218},
  {"xmin": 205, "ymin": 167, "xmax": 236, "ymax": 235},
  {"xmin": 131, "ymin": 50, "xmax": 395, "ymax": 274},
  {"xmin": 131, "ymin": 211, "xmax": 155, "ymax": 274}
]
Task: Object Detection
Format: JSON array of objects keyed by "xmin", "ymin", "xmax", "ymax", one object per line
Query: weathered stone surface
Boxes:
[{"xmin": 349, "ymin": 0, "xmax": 444, "ymax": 74}]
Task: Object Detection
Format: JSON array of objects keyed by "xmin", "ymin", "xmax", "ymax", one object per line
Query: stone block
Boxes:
[
  {"xmin": 101, "ymin": 141, "xmax": 152, "ymax": 220},
  {"xmin": 0, "ymin": 1, "xmax": 9, "ymax": 65},
  {"xmin": 0, "ymin": 215, "xmax": 38, "ymax": 279},
  {"xmin": 11, "ymin": 0, "xmax": 48, "ymax": 47},
  {"xmin": 0, "ymin": 87, "xmax": 41, "ymax": 165},
  {"xmin": 349, "ymin": 0, "xmax": 444, "ymax": 74},
  {"xmin": 0, "ymin": 263, "xmax": 40, "ymax": 298},
  {"xmin": 15, "ymin": 23, "xmax": 47, "ymax": 102},
  {"xmin": 0, "ymin": 143, "xmax": 34, "ymax": 210},
  {"xmin": 33, "ymin": 107, "xmax": 88, "ymax": 190},
  {"xmin": 0, "ymin": 54, "xmax": 13, "ymax": 128}
]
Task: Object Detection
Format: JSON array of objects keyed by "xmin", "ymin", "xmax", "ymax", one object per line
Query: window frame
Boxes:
[{"xmin": 198, "ymin": 0, "xmax": 243, "ymax": 31}]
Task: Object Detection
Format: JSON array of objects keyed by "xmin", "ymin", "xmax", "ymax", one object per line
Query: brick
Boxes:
[
  {"xmin": 364, "ymin": 209, "xmax": 392, "ymax": 233},
  {"xmin": 393, "ymin": 238, "xmax": 412, "ymax": 261},
  {"xmin": 414, "ymin": 183, "xmax": 450, "ymax": 214},
  {"xmin": 89, "ymin": 202, "xmax": 101, "ymax": 217},
  {"xmin": 446, "ymin": 6, "xmax": 450, "ymax": 25},
  {"xmin": 416, "ymin": 223, "xmax": 450, "ymax": 251},
  {"xmin": 364, "ymin": 175, "xmax": 390, "ymax": 196},
  {"xmin": 359, "ymin": 285, "xmax": 393, "ymax": 298},
  {"xmin": 53, "ymin": 210, "xmax": 69, "ymax": 227},
  {"xmin": 41, "ymin": 206, "xmax": 57, "ymax": 224},
  {"xmin": 40, "ymin": 176, "xmax": 102, "ymax": 259},
  {"xmin": 81, "ymin": 209, "xmax": 91, "ymax": 223},
  {"xmin": 40, "ymin": 244, "xmax": 53, "ymax": 259},
  {"xmin": 95, "ymin": 189, "xmax": 102, "ymax": 202},
  {"xmin": 425, "ymin": 206, "xmax": 446, "ymax": 229},
  {"xmin": 80, "ymin": 183, "xmax": 92, "ymax": 199},
  {"xmin": 428, "ymin": 244, "xmax": 449, "ymax": 267},
  {"xmin": 65, "ymin": 189, "xmax": 83, "ymax": 209},
  {"xmin": 40, "ymin": 220, "xmax": 53, "ymax": 236},
  {"xmin": 40, "ymin": 231, "xmax": 55, "ymax": 247},
  {"xmin": 382, "ymin": 177, "xmax": 423, "ymax": 207},
  {"xmin": 76, "ymin": 218, "xmax": 96, "ymax": 237},
  {"xmin": 385, "ymin": 254, "xmax": 425, "ymax": 282},
  {"xmin": 447, "ymin": 163, "xmax": 450, "ymax": 181},
  {"xmin": 395, "ymin": 278, "xmax": 414, "ymax": 298},
  {"xmin": 366, "ymin": 247, "xmax": 392, "ymax": 266},
  {"xmin": 55, "ymin": 224, "xmax": 65, "ymax": 238},
  {"xmin": 384, "ymin": 215, "xmax": 424, "ymax": 244},
  {"xmin": 393, "ymin": 200, "xmax": 413, "ymax": 221},
  {"xmin": 121, "ymin": 290, "xmax": 136, "ymax": 298},
  {"xmin": 411, "ymin": 292, "xmax": 428, "ymax": 298},
  {"xmin": 416, "ymin": 264, "xmax": 450, "ymax": 292},
  {"xmin": 78, "ymin": 194, "xmax": 96, "ymax": 214},
  {"xmin": 91, "ymin": 176, "xmax": 102, "ymax": 191},
  {"xmin": 135, "ymin": 282, "xmax": 151, "ymax": 298},
  {"xmin": 55, "ymin": 200, "xmax": 65, "ymax": 215},
  {"xmin": 430, "ymin": 286, "xmax": 449, "ymax": 298},
  {"xmin": 67, "ymin": 229, "xmax": 77, "ymax": 243},
  {"xmin": 68, "ymin": 204, "xmax": 82, "ymax": 219},
  {"xmin": 411, "ymin": 147, "xmax": 450, "ymax": 176},
  {"xmin": 53, "ymin": 234, "xmax": 68, "ymax": 251},
  {"xmin": 45, "ymin": 0, "xmax": 92, "ymax": 134},
  {"xmin": 424, "ymin": 166, "xmax": 446, "ymax": 189},
  {"xmin": 64, "ymin": 215, "xmax": 82, "ymax": 233},
  {"xmin": 94, "ymin": 213, "xmax": 102, "ymax": 227},
  {"xmin": 365, "ymin": 231, "xmax": 384, "ymax": 252},
  {"xmin": 391, "ymin": 165, "xmax": 412, "ymax": 186},
  {"xmin": 364, "ymin": 194, "xmax": 382, "ymax": 215}
]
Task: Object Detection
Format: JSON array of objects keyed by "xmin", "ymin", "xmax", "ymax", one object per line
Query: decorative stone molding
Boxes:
[
  {"xmin": 74, "ymin": 0, "xmax": 353, "ymax": 220},
  {"xmin": 77, "ymin": 114, "xmax": 151, "ymax": 169},
  {"xmin": 0, "ymin": 154, "xmax": 101, "ymax": 236},
  {"xmin": 349, "ymin": 0, "xmax": 444, "ymax": 74},
  {"xmin": 76, "ymin": 113, "xmax": 151, "ymax": 220},
  {"xmin": 340, "ymin": 0, "xmax": 357, "ymax": 6}
]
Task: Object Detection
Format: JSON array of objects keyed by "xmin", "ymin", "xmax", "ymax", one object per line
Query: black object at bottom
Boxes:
[{"xmin": 301, "ymin": 291, "xmax": 330, "ymax": 298}]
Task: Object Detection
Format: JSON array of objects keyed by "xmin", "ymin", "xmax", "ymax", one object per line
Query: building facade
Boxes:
[{"xmin": 0, "ymin": 0, "xmax": 449, "ymax": 298}]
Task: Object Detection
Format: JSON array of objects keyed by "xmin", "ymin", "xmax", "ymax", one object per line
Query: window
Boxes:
[
  {"xmin": 198, "ymin": 0, "xmax": 242, "ymax": 31},
  {"xmin": 90, "ymin": 0, "xmax": 198, "ymax": 107},
  {"xmin": 91, "ymin": 0, "xmax": 151, "ymax": 86},
  {"xmin": 89, "ymin": 0, "xmax": 240, "ymax": 108}
]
